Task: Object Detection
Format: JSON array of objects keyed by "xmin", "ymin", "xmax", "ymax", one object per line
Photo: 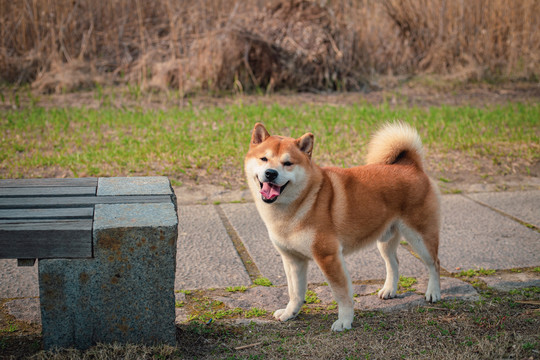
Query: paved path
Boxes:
[
  {"xmin": 180, "ymin": 190, "xmax": 540, "ymax": 289},
  {"xmin": 1, "ymin": 190, "xmax": 539, "ymax": 324}
]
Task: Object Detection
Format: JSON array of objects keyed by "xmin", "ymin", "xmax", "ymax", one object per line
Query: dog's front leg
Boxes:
[
  {"xmin": 314, "ymin": 248, "xmax": 354, "ymax": 331},
  {"xmin": 273, "ymin": 249, "xmax": 308, "ymax": 322}
]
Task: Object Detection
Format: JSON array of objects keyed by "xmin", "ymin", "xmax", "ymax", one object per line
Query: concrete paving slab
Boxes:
[
  {"xmin": 176, "ymin": 205, "xmax": 251, "ymax": 290},
  {"xmin": 3, "ymin": 298, "xmax": 40, "ymax": 324},
  {"xmin": 314, "ymin": 284, "xmax": 381, "ymax": 304},
  {"xmin": 354, "ymin": 277, "xmax": 479, "ymax": 311},
  {"xmin": 217, "ymin": 284, "xmax": 383, "ymax": 314},
  {"xmin": 416, "ymin": 277, "xmax": 480, "ymax": 301},
  {"xmin": 479, "ymin": 272, "xmax": 540, "ymax": 292},
  {"xmin": 174, "ymin": 185, "xmax": 251, "ymax": 205},
  {"xmin": 222, "ymin": 203, "xmax": 434, "ymax": 286},
  {"xmin": 440, "ymin": 195, "xmax": 540, "ymax": 272},
  {"xmin": 214, "ymin": 286, "xmax": 289, "ymax": 312},
  {"xmin": 174, "ymin": 292, "xmax": 189, "ymax": 324},
  {"xmin": 468, "ymin": 191, "xmax": 540, "ymax": 228},
  {"xmin": 0, "ymin": 260, "xmax": 38, "ymax": 298},
  {"xmin": 354, "ymin": 292, "xmax": 426, "ymax": 312},
  {"xmin": 175, "ymin": 308, "xmax": 189, "ymax": 324}
]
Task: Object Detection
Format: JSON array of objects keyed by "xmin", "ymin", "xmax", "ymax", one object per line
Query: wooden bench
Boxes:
[{"xmin": 0, "ymin": 177, "xmax": 178, "ymax": 350}]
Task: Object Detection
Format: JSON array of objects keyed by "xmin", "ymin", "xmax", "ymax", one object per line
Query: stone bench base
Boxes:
[{"xmin": 38, "ymin": 177, "xmax": 178, "ymax": 349}]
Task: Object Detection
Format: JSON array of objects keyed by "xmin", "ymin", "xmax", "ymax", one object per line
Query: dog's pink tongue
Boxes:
[{"xmin": 260, "ymin": 182, "xmax": 281, "ymax": 199}]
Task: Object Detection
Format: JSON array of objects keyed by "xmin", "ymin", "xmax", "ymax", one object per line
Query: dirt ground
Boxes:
[{"xmin": 5, "ymin": 77, "xmax": 540, "ymax": 110}]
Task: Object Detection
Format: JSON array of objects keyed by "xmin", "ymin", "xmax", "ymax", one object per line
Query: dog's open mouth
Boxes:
[{"xmin": 259, "ymin": 181, "xmax": 289, "ymax": 203}]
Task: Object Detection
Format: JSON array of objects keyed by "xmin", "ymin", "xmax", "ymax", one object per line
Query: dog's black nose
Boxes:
[{"xmin": 265, "ymin": 169, "xmax": 279, "ymax": 181}]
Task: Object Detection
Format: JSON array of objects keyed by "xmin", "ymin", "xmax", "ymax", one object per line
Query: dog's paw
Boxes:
[
  {"xmin": 273, "ymin": 308, "xmax": 296, "ymax": 322},
  {"xmin": 331, "ymin": 318, "xmax": 352, "ymax": 332},
  {"xmin": 425, "ymin": 290, "xmax": 441, "ymax": 303},
  {"xmin": 378, "ymin": 286, "xmax": 397, "ymax": 300}
]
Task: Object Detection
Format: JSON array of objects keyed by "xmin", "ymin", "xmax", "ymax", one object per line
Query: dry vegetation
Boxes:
[
  {"xmin": 2, "ymin": 282, "xmax": 540, "ymax": 359},
  {"xmin": 1, "ymin": 0, "xmax": 538, "ymax": 95}
]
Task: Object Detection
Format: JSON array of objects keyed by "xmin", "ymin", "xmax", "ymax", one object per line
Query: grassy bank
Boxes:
[{"xmin": 1, "ymin": 102, "xmax": 538, "ymax": 187}]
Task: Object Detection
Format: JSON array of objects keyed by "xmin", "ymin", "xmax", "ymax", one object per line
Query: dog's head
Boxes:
[{"xmin": 244, "ymin": 123, "xmax": 314, "ymax": 205}]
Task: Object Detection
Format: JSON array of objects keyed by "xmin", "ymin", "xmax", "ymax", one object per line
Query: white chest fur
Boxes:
[{"xmin": 267, "ymin": 226, "xmax": 315, "ymax": 260}]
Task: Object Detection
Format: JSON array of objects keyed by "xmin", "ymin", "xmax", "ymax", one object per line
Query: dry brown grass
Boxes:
[
  {"xmin": 384, "ymin": 0, "xmax": 540, "ymax": 80},
  {"xmin": 2, "ymin": 285, "xmax": 540, "ymax": 359},
  {"xmin": 1, "ymin": 0, "xmax": 538, "ymax": 94}
]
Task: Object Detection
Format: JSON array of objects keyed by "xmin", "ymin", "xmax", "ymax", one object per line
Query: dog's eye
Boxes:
[
  {"xmin": 283, "ymin": 161, "xmax": 293, "ymax": 167},
  {"xmin": 260, "ymin": 157, "xmax": 268, "ymax": 162}
]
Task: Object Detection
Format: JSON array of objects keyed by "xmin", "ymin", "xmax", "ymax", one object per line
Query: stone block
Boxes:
[
  {"xmin": 97, "ymin": 176, "xmax": 174, "ymax": 196},
  {"xmin": 39, "ymin": 200, "xmax": 178, "ymax": 350}
]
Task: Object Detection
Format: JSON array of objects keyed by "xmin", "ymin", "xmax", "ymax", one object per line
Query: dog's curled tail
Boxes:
[{"xmin": 365, "ymin": 122, "xmax": 425, "ymax": 170}]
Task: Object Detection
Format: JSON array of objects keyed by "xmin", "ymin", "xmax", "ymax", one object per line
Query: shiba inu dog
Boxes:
[{"xmin": 244, "ymin": 122, "xmax": 441, "ymax": 331}]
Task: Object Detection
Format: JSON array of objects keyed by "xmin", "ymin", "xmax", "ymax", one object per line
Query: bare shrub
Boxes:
[
  {"xmin": 0, "ymin": 0, "xmax": 538, "ymax": 94},
  {"xmin": 383, "ymin": 0, "xmax": 540, "ymax": 79},
  {"xmin": 32, "ymin": 60, "xmax": 107, "ymax": 93}
]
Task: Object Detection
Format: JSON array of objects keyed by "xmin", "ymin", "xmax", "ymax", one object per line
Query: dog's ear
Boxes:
[
  {"xmin": 296, "ymin": 132, "xmax": 314, "ymax": 159},
  {"xmin": 251, "ymin": 123, "xmax": 270, "ymax": 147}
]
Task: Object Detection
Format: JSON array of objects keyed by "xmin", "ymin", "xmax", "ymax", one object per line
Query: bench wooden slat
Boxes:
[
  {"xmin": 0, "ymin": 219, "xmax": 92, "ymax": 231},
  {"xmin": 0, "ymin": 219, "xmax": 92, "ymax": 259},
  {"xmin": 0, "ymin": 195, "xmax": 172, "ymax": 209},
  {"xmin": 0, "ymin": 186, "xmax": 96, "ymax": 197},
  {"xmin": 0, "ymin": 208, "xmax": 94, "ymax": 220},
  {"xmin": 1, "ymin": 218, "xmax": 92, "ymax": 224},
  {"xmin": 0, "ymin": 178, "xmax": 98, "ymax": 188}
]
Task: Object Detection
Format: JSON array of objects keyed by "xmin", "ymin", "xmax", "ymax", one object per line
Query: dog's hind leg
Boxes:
[
  {"xmin": 399, "ymin": 222, "xmax": 441, "ymax": 302},
  {"xmin": 377, "ymin": 223, "xmax": 401, "ymax": 300},
  {"xmin": 273, "ymin": 249, "xmax": 309, "ymax": 322}
]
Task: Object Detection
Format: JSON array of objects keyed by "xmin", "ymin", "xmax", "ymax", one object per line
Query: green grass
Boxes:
[
  {"xmin": 244, "ymin": 307, "xmax": 267, "ymax": 318},
  {"xmin": 508, "ymin": 287, "xmax": 540, "ymax": 297},
  {"xmin": 458, "ymin": 268, "xmax": 496, "ymax": 278},
  {"xmin": 1, "ymin": 103, "xmax": 538, "ymax": 181},
  {"xmin": 226, "ymin": 286, "xmax": 248, "ymax": 293},
  {"xmin": 252, "ymin": 277, "xmax": 273, "ymax": 287},
  {"xmin": 0, "ymin": 323, "xmax": 17, "ymax": 334},
  {"xmin": 186, "ymin": 298, "xmax": 266, "ymax": 322},
  {"xmin": 398, "ymin": 276, "xmax": 417, "ymax": 292},
  {"xmin": 327, "ymin": 301, "xmax": 337, "ymax": 310},
  {"xmin": 188, "ymin": 307, "xmax": 244, "ymax": 322},
  {"xmin": 176, "ymin": 289, "xmax": 192, "ymax": 295},
  {"xmin": 305, "ymin": 290, "xmax": 321, "ymax": 304}
]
